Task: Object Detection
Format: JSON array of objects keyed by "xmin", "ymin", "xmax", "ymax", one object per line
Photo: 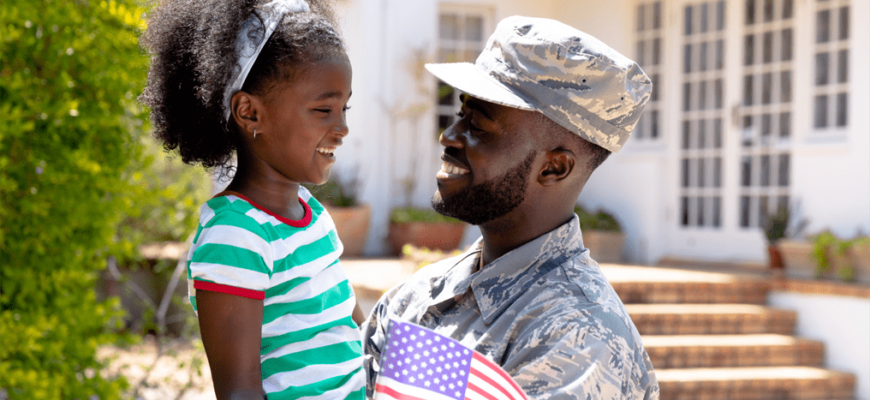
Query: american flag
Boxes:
[{"xmin": 374, "ymin": 320, "xmax": 529, "ymax": 400}]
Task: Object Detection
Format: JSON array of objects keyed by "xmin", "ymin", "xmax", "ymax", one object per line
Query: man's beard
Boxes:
[{"xmin": 432, "ymin": 151, "xmax": 536, "ymax": 225}]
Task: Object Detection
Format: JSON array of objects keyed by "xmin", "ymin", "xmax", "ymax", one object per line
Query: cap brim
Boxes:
[{"xmin": 425, "ymin": 63, "xmax": 535, "ymax": 111}]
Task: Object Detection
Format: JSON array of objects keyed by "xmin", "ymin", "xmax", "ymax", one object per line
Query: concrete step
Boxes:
[
  {"xmin": 643, "ymin": 334, "xmax": 824, "ymax": 369},
  {"xmin": 603, "ymin": 265, "xmax": 771, "ymax": 305},
  {"xmin": 626, "ymin": 304, "xmax": 796, "ymax": 335},
  {"xmin": 655, "ymin": 366, "xmax": 856, "ymax": 400}
]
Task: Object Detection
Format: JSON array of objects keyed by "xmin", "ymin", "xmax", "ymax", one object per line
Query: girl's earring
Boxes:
[{"xmin": 253, "ymin": 129, "xmax": 259, "ymax": 139}]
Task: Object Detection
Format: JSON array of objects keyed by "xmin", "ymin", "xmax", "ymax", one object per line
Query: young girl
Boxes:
[{"xmin": 140, "ymin": 0, "xmax": 365, "ymax": 398}]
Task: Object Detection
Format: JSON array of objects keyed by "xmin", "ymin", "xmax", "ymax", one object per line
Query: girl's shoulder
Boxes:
[{"xmin": 197, "ymin": 194, "xmax": 267, "ymax": 233}]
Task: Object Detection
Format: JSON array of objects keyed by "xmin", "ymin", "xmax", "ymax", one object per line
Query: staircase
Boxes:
[{"xmin": 606, "ymin": 266, "xmax": 857, "ymax": 400}]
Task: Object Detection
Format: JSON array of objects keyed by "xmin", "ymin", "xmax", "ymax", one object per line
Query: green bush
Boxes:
[
  {"xmin": 390, "ymin": 207, "xmax": 463, "ymax": 224},
  {"xmin": 574, "ymin": 205, "xmax": 621, "ymax": 232},
  {"xmin": 0, "ymin": 0, "xmax": 152, "ymax": 397}
]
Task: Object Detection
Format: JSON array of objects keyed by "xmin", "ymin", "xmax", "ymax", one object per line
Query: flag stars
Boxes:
[
  {"xmin": 440, "ymin": 385, "xmax": 446, "ymax": 392},
  {"xmin": 402, "ymin": 370, "xmax": 409, "ymax": 376},
  {"xmin": 424, "ymin": 381, "xmax": 431, "ymax": 387}
]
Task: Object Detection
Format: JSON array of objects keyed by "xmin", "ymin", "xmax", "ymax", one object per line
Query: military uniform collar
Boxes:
[{"xmin": 471, "ymin": 215, "xmax": 585, "ymax": 325}]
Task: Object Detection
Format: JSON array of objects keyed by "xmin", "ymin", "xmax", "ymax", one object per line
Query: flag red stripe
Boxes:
[
  {"xmin": 376, "ymin": 384, "xmax": 427, "ymax": 400},
  {"xmin": 472, "ymin": 352, "xmax": 527, "ymax": 400},
  {"xmin": 467, "ymin": 381, "xmax": 499, "ymax": 400},
  {"xmin": 470, "ymin": 368, "xmax": 515, "ymax": 400}
]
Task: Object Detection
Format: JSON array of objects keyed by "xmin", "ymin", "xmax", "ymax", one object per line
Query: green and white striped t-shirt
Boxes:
[{"xmin": 186, "ymin": 187, "xmax": 365, "ymax": 400}]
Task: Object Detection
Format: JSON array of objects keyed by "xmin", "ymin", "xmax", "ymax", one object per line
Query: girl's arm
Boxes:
[
  {"xmin": 352, "ymin": 300, "xmax": 366, "ymax": 326},
  {"xmin": 197, "ymin": 290, "xmax": 267, "ymax": 400}
]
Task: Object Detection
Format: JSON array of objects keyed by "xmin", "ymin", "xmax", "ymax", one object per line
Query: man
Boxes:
[{"xmin": 362, "ymin": 16, "xmax": 658, "ymax": 399}]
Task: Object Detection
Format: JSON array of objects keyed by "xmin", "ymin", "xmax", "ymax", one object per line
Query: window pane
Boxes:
[
  {"xmin": 700, "ymin": 3, "xmax": 709, "ymax": 33},
  {"xmin": 698, "ymin": 119, "xmax": 707, "ymax": 149},
  {"xmin": 779, "ymin": 112, "xmax": 791, "ymax": 137},
  {"xmin": 465, "ymin": 16, "xmax": 483, "ymax": 41},
  {"xmin": 744, "ymin": 34, "xmax": 755, "ymax": 66},
  {"xmin": 637, "ymin": 41, "xmax": 646, "ymax": 66},
  {"xmin": 438, "ymin": 81, "xmax": 455, "ymax": 105},
  {"xmin": 814, "ymin": 95, "xmax": 828, "ymax": 127},
  {"xmin": 717, "ymin": 1, "xmax": 726, "ymax": 30},
  {"xmin": 714, "ymin": 118, "xmax": 723, "ymax": 148},
  {"xmin": 700, "ymin": 42, "xmax": 708, "ymax": 71},
  {"xmin": 653, "ymin": 38, "xmax": 661, "ymax": 65},
  {"xmin": 714, "ymin": 157, "xmax": 722, "ymax": 187},
  {"xmin": 698, "ymin": 158, "xmax": 706, "ymax": 187},
  {"xmin": 781, "ymin": 29, "xmax": 793, "ymax": 61},
  {"xmin": 684, "ymin": 82, "xmax": 692, "ymax": 111},
  {"xmin": 440, "ymin": 14, "xmax": 459, "ymax": 40},
  {"xmin": 635, "ymin": 114, "xmax": 646, "ymax": 139},
  {"xmin": 836, "ymin": 92, "xmax": 848, "ymax": 127},
  {"xmin": 815, "ymin": 52, "xmax": 829, "ymax": 86},
  {"xmin": 760, "ymin": 155, "xmax": 771, "ymax": 186},
  {"xmin": 778, "ymin": 154, "xmax": 790, "ymax": 186},
  {"xmin": 763, "ymin": 32, "xmax": 773, "ymax": 63},
  {"xmin": 685, "ymin": 5, "xmax": 693, "ymax": 35},
  {"xmin": 839, "ymin": 6, "xmax": 849, "ymax": 40},
  {"xmin": 763, "ymin": 0, "xmax": 774, "ymax": 21},
  {"xmin": 838, "ymin": 49, "xmax": 848, "ymax": 83},
  {"xmin": 715, "ymin": 79, "xmax": 723, "ymax": 109},
  {"xmin": 684, "ymin": 44, "xmax": 693, "ymax": 73},
  {"xmin": 682, "ymin": 120, "xmax": 691, "ymax": 149},
  {"xmin": 438, "ymin": 115, "xmax": 453, "ymax": 131},
  {"xmin": 651, "ymin": 110, "xmax": 660, "ymax": 138},
  {"xmin": 681, "ymin": 196, "xmax": 690, "ymax": 226},
  {"xmin": 741, "ymin": 155, "xmax": 752, "ymax": 187},
  {"xmin": 653, "ymin": 2, "xmax": 662, "ymax": 29},
  {"xmin": 651, "ymin": 73, "xmax": 660, "ymax": 101},
  {"xmin": 682, "ymin": 158, "xmax": 691, "ymax": 187},
  {"xmin": 637, "ymin": 4, "xmax": 646, "ymax": 32},
  {"xmin": 759, "ymin": 196, "xmax": 769, "ymax": 227},
  {"xmin": 713, "ymin": 196, "xmax": 722, "ymax": 227},
  {"xmin": 762, "ymin": 73, "xmax": 772, "ymax": 104},
  {"xmin": 780, "ymin": 70, "xmax": 792, "ymax": 103},
  {"xmin": 746, "ymin": 0, "xmax": 756, "ymax": 25},
  {"xmin": 699, "ymin": 81, "xmax": 707, "ymax": 110},
  {"xmin": 743, "ymin": 74, "xmax": 754, "ymax": 106},
  {"xmin": 716, "ymin": 39, "xmax": 725, "ymax": 69},
  {"xmin": 817, "ymin": 10, "xmax": 830, "ymax": 43},
  {"xmin": 697, "ymin": 197, "xmax": 705, "ymax": 226},
  {"xmin": 740, "ymin": 195, "xmax": 751, "ymax": 227},
  {"xmin": 783, "ymin": 0, "xmax": 793, "ymax": 19},
  {"xmin": 762, "ymin": 113, "xmax": 772, "ymax": 136}
]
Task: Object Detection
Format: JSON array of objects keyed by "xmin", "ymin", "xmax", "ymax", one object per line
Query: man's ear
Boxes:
[
  {"xmin": 538, "ymin": 149, "xmax": 576, "ymax": 186},
  {"xmin": 231, "ymin": 91, "xmax": 260, "ymax": 135}
]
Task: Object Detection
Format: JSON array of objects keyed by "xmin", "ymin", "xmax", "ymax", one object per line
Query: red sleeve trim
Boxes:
[
  {"xmin": 194, "ymin": 280, "xmax": 265, "ymax": 300},
  {"xmin": 214, "ymin": 190, "xmax": 312, "ymax": 228}
]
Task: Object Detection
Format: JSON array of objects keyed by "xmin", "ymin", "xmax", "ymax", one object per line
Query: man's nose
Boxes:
[{"xmin": 439, "ymin": 122, "xmax": 464, "ymax": 149}]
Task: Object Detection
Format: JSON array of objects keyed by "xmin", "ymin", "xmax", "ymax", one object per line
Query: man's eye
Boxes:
[{"xmin": 455, "ymin": 110, "xmax": 466, "ymax": 118}]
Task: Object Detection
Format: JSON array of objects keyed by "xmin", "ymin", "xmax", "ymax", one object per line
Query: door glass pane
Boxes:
[
  {"xmin": 637, "ymin": 4, "xmax": 646, "ymax": 31},
  {"xmin": 653, "ymin": 38, "xmax": 662, "ymax": 65},
  {"xmin": 743, "ymin": 74, "xmax": 754, "ymax": 106},
  {"xmin": 781, "ymin": 29, "xmax": 793, "ymax": 61},
  {"xmin": 815, "ymin": 52, "xmax": 829, "ymax": 85},
  {"xmin": 837, "ymin": 50, "xmax": 848, "ymax": 83},
  {"xmin": 814, "ymin": 95, "xmax": 828, "ymax": 127},
  {"xmin": 760, "ymin": 155, "xmax": 771, "ymax": 186},
  {"xmin": 716, "ymin": 39, "xmax": 725, "ymax": 69},
  {"xmin": 698, "ymin": 158, "xmax": 706, "ymax": 187},
  {"xmin": 684, "ymin": 82, "xmax": 692, "ymax": 111},
  {"xmin": 816, "ymin": 10, "xmax": 830, "ymax": 43},
  {"xmin": 762, "ymin": 113, "xmax": 772, "ymax": 136},
  {"xmin": 682, "ymin": 158, "xmax": 690, "ymax": 187},
  {"xmin": 698, "ymin": 119, "xmax": 707, "ymax": 149},
  {"xmin": 651, "ymin": 110, "xmax": 660, "ymax": 138},
  {"xmin": 651, "ymin": 73, "xmax": 660, "ymax": 101},
  {"xmin": 699, "ymin": 81, "xmax": 707, "ymax": 110},
  {"xmin": 740, "ymin": 196, "xmax": 751, "ymax": 227},
  {"xmin": 762, "ymin": 73, "xmax": 772, "ymax": 104},
  {"xmin": 713, "ymin": 196, "xmax": 722, "ymax": 227},
  {"xmin": 717, "ymin": 1, "xmax": 726, "ymax": 30},
  {"xmin": 700, "ymin": 3, "xmax": 709, "ymax": 33},
  {"xmin": 780, "ymin": 70, "xmax": 791, "ymax": 103},
  {"xmin": 714, "ymin": 118, "xmax": 723, "ymax": 147},
  {"xmin": 763, "ymin": 32, "xmax": 773, "ymax": 63},
  {"xmin": 685, "ymin": 44, "xmax": 693, "ymax": 73},
  {"xmin": 839, "ymin": 6, "xmax": 849, "ymax": 40},
  {"xmin": 744, "ymin": 34, "xmax": 755, "ymax": 65},
  {"xmin": 682, "ymin": 121, "xmax": 691, "ymax": 149},
  {"xmin": 714, "ymin": 157, "xmax": 722, "ymax": 187},
  {"xmin": 700, "ymin": 42, "xmax": 708, "ymax": 71},
  {"xmin": 685, "ymin": 5, "xmax": 693, "ymax": 35},
  {"xmin": 836, "ymin": 93, "xmax": 848, "ymax": 127},
  {"xmin": 759, "ymin": 196, "xmax": 769, "ymax": 226},
  {"xmin": 697, "ymin": 197, "xmax": 705, "ymax": 226},
  {"xmin": 783, "ymin": 0, "xmax": 793, "ymax": 19},
  {"xmin": 778, "ymin": 154, "xmax": 790, "ymax": 186},
  {"xmin": 763, "ymin": 0, "xmax": 774, "ymax": 21},
  {"xmin": 637, "ymin": 41, "xmax": 646, "ymax": 66},
  {"xmin": 746, "ymin": 0, "xmax": 756, "ymax": 25},
  {"xmin": 741, "ymin": 156, "xmax": 752, "ymax": 187},
  {"xmin": 779, "ymin": 112, "xmax": 791, "ymax": 137},
  {"xmin": 715, "ymin": 79, "xmax": 723, "ymax": 108},
  {"xmin": 681, "ymin": 197, "xmax": 690, "ymax": 226}
]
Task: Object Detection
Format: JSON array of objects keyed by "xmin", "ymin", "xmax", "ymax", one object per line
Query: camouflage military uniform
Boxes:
[{"xmin": 361, "ymin": 215, "xmax": 659, "ymax": 399}]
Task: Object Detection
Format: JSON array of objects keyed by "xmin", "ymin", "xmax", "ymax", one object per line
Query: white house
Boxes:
[{"xmin": 330, "ymin": 0, "xmax": 870, "ymax": 264}]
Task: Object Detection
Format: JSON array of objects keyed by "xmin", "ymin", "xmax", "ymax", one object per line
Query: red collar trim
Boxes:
[{"xmin": 214, "ymin": 190, "xmax": 312, "ymax": 228}]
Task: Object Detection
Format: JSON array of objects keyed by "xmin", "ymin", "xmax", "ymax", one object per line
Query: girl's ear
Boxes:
[{"xmin": 231, "ymin": 91, "xmax": 259, "ymax": 135}]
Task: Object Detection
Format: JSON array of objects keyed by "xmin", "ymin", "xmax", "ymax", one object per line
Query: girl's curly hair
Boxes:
[{"xmin": 140, "ymin": 0, "xmax": 345, "ymax": 169}]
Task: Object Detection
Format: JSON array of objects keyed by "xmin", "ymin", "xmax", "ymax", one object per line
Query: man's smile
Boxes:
[{"xmin": 436, "ymin": 153, "xmax": 471, "ymax": 180}]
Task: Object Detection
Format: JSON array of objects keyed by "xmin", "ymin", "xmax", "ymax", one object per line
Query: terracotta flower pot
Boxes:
[
  {"xmin": 849, "ymin": 241, "xmax": 870, "ymax": 284},
  {"xmin": 388, "ymin": 222, "xmax": 465, "ymax": 256},
  {"xmin": 326, "ymin": 204, "xmax": 371, "ymax": 257},
  {"xmin": 767, "ymin": 244, "xmax": 784, "ymax": 269},
  {"xmin": 778, "ymin": 239, "xmax": 816, "ymax": 280},
  {"xmin": 581, "ymin": 230, "xmax": 624, "ymax": 264}
]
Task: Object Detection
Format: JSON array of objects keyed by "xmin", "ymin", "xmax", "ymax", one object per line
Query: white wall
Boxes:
[{"xmin": 768, "ymin": 292, "xmax": 870, "ymax": 400}]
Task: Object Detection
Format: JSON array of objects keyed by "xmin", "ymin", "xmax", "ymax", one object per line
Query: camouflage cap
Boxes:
[{"xmin": 425, "ymin": 16, "xmax": 651, "ymax": 153}]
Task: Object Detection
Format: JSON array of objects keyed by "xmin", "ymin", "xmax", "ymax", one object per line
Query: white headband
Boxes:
[{"xmin": 223, "ymin": 0, "xmax": 311, "ymax": 121}]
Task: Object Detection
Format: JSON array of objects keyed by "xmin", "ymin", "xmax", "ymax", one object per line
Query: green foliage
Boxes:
[
  {"xmin": 0, "ymin": 0, "xmax": 152, "ymax": 397},
  {"xmin": 574, "ymin": 205, "xmax": 621, "ymax": 232},
  {"xmin": 305, "ymin": 173, "xmax": 358, "ymax": 208},
  {"xmin": 810, "ymin": 231, "xmax": 838, "ymax": 275},
  {"xmin": 762, "ymin": 202, "xmax": 809, "ymax": 244},
  {"xmin": 390, "ymin": 207, "xmax": 463, "ymax": 225}
]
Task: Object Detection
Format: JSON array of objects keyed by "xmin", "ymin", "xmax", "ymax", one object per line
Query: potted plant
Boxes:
[
  {"xmin": 766, "ymin": 202, "xmax": 813, "ymax": 279},
  {"xmin": 307, "ymin": 175, "xmax": 370, "ymax": 257},
  {"xmin": 850, "ymin": 236, "xmax": 870, "ymax": 284},
  {"xmin": 575, "ymin": 205, "xmax": 624, "ymax": 264},
  {"xmin": 387, "ymin": 207, "xmax": 465, "ymax": 256}
]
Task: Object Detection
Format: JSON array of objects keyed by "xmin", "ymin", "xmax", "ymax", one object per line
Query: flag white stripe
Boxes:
[
  {"xmin": 262, "ymin": 356, "xmax": 362, "ymax": 393},
  {"xmin": 467, "ymin": 372, "xmax": 513, "ymax": 400},
  {"xmin": 262, "ymin": 296, "xmax": 355, "ymax": 337},
  {"xmin": 374, "ymin": 376, "xmax": 460, "ymax": 400},
  {"xmin": 470, "ymin": 357, "xmax": 526, "ymax": 400}
]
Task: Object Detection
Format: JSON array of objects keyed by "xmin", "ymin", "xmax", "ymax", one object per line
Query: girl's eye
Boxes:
[
  {"xmin": 315, "ymin": 108, "xmax": 331, "ymax": 114},
  {"xmin": 343, "ymin": 105, "xmax": 352, "ymax": 112}
]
